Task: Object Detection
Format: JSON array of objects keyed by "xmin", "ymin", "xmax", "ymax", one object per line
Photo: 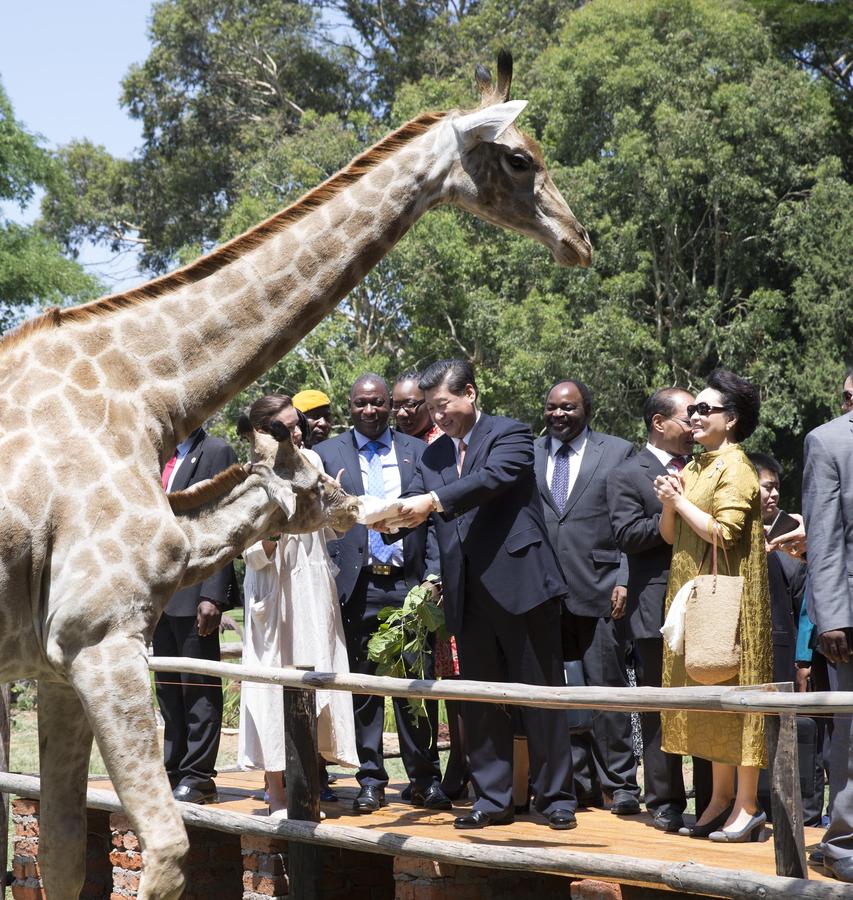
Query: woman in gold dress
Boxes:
[{"xmin": 653, "ymin": 370, "xmax": 771, "ymax": 843}]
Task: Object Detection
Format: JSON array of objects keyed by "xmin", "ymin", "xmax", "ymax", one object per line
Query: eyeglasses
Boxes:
[
  {"xmin": 686, "ymin": 403, "xmax": 727, "ymax": 418},
  {"xmin": 392, "ymin": 399, "xmax": 425, "ymax": 412},
  {"xmin": 665, "ymin": 415, "xmax": 692, "ymax": 428},
  {"xmin": 843, "ymin": 390, "xmax": 853, "ymax": 404}
]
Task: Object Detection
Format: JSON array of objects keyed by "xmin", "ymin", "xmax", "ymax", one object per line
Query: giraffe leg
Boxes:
[
  {"xmin": 36, "ymin": 680, "xmax": 94, "ymax": 899},
  {"xmin": 69, "ymin": 635, "xmax": 188, "ymax": 900}
]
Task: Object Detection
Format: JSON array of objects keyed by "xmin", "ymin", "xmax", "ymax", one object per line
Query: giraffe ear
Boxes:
[{"xmin": 453, "ymin": 100, "xmax": 528, "ymax": 147}]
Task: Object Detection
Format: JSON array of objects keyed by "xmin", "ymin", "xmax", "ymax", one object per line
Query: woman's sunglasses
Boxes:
[{"xmin": 686, "ymin": 402, "xmax": 727, "ymax": 418}]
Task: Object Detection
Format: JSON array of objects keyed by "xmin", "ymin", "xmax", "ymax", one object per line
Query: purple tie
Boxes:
[{"xmin": 551, "ymin": 444, "xmax": 571, "ymax": 513}]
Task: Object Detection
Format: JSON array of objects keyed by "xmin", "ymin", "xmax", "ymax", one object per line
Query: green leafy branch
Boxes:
[{"xmin": 367, "ymin": 574, "xmax": 446, "ymax": 724}]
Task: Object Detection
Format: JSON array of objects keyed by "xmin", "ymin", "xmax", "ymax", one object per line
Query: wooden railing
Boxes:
[{"xmin": 5, "ymin": 660, "xmax": 853, "ymax": 899}]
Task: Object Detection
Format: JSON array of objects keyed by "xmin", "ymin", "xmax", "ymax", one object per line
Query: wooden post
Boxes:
[
  {"xmin": 284, "ymin": 665, "xmax": 321, "ymax": 899},
  {"xmin": 765, "ymin": 682, "xmax": 807, "ymax": 878},
  {"xmin": 1, "ymin": 683, "xmax": 11, "ymax": 889}
]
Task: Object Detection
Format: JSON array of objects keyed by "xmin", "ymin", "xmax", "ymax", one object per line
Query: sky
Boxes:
[{"xmin": 1, "ymin": 0, "xmax": 154, "ymax": 289}]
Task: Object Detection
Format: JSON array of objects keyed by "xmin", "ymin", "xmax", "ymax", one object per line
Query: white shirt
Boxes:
[
  {"xmin": 165, "ymin": 431, "xmax": 199, "ymax": 492},
  {"xmin": 545, "ymin": 427, "xmax": 589, "ymax": 505},
  {"xmin": 450, "ymin": 410, "xmax": 482, "ymax": 470},
  {"xmin": 354, "ymin": 427, "xmax": 404, "ymax": 566},
  {"xmin": 645, "ymin": 442, "xmax": 687, "ymax": 474}
]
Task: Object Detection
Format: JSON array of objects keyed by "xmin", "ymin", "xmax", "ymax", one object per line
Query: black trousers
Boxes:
[
  {"xmin": 457, "ymin": 583, "xmax": 575, "ymax": 817},
  {"xmin": 152, "ymin": 613, "xmax": 222, "ymax": 789},
  {"xmin": 562, "ymin": 612, "xmax": 639, "ymax": 802},
  {"xmin": 340, "ymin": 569, "xmax": 441, "ymax": 791},
  {"xmin": 634, "ymin": 636, "xmax": 712, "ymax": 816}
]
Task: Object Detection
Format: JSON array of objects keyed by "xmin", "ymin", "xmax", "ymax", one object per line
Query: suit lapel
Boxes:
[
  {"xmin": 432, "ymin": 435, "xmax": 459, "ymax": 486},
  {"xmin": 638, "ymin": 447, "xmax": 666, "ymax": 483},
  {"xmin": 460, "ymin": 414, "xmax": 493, "ymax": 476},
  {"xmin": 563, "ymin": 430, "xmax": 603, "ymax": 517},
  {"xmin": 535, "ymin": 437, "xmax": 560, "ymax": 516},
  {"xmin": 393, "ymin": 431, "xmax": 415, "ymax": 490},
  {"xmin": 340, "ymin": 430, "xmax": 365, "ymax": 496}
]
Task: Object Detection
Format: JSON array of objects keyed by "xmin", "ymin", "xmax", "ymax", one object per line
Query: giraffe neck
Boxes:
[{"xmin": 103, "ymin": 120, "xmax": 453, "ymax": 449}]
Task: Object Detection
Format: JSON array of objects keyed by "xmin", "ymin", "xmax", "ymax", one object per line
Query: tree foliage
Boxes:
[
  {"xmin": 36, "ymin": 0, "xmax": 853, "ymax": 501},
  {"xmin": 0, "ymin": 81, "xmax": 100, "ymax": 329}
]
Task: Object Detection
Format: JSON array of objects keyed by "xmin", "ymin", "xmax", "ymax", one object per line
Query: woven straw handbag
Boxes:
[{"xmin": 684, "ymin": 524, "xmax": 743, "ymax": 685}]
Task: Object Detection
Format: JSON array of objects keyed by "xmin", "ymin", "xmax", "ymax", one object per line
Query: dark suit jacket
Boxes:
[
  {"xmin": 767, "ymin": 547, "xmax": 806, "ymax": 684},
  {"xmin": 535, "ymin": 430, "xmax": 633, "ymax": 619},
  {"xmin": 315, "ymin": 428, "xmax": 438, "ymax": 604},
  {"xmin": 165, "ymin": 429, "xmax": 239, "ymax": 617},
  {"xmin": 606, "ymin": 447, "xmax": 673, "ymax": 640},
  {"xmin": 402, "ymin": 414, "xmax": 567, "ymax": 636}
]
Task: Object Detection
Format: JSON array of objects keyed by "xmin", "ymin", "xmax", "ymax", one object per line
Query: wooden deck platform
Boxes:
[{"xmin": 90, "ymin": 769, "xmax": 836, "ymax": 893}]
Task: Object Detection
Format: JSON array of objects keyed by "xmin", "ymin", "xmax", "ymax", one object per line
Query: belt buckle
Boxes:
[{"xmin": 371, "ymin": 564, "xmax": 392, "ymax": 576}]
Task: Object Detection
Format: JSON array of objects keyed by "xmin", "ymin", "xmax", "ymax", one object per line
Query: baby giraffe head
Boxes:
[
  {"xmin": 254, "ymin": 423, "xmax": 359, "ymax": 533},
  {"xmin": 442, "ymin": 50, "xmax": 592, "ymax": 268}
]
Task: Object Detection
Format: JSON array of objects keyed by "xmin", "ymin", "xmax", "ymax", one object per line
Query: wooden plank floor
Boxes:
[{"xmin": 91, "ymin": 769, "xmax": 835, "ymax": 892}]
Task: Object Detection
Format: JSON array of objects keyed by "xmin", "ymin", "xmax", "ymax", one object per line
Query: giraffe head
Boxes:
[
  {"xmin": 442, "ymin": 51, "xmax": 592, "ymax": 268},
  {"xmin": 253, "ymin": 423, "xmax": 359, "ymax": 533}
]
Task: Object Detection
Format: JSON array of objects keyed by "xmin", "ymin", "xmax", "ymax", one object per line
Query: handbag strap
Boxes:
[{"xmin": 696, "ymin": 521, "xmax": 734, "ymax": 593}]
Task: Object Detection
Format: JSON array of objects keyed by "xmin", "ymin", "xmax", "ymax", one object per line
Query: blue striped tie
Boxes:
[
  {"xmin": 365, "ymin": 440, "xmax": 394, "ymax": 564},
  {"xmin": 551, "ymin": 444, "xmax": 571, "ymax": 514}
]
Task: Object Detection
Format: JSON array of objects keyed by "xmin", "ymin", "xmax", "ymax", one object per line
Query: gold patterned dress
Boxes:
[{"xmin": 661, "ymin": 444, "xmax": 772, "ymax": 768}]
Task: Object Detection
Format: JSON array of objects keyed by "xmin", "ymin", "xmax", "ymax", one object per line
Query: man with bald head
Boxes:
[
  {"xmin": 316, "ymin": 374, "xmax": 446, "ymax": 814},
  {"xmin": 534, "ymin": 380, "xmax": 641, "ymax": 814}
]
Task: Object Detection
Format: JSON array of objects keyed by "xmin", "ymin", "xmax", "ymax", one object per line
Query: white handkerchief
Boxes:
[{"xmin": 660, "ymin": 579, "xmax": 694, "ymax": 655}]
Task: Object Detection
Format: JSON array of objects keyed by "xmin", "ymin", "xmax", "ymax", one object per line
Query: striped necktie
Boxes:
[{"xmin": 551, "ymin": 443, "xmax": 571, "ymax": 514}]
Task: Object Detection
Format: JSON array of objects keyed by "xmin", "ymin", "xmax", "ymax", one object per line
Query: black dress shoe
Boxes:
[
  {"xmin": 454, "ymin": 809, "xmax": 515, "ymax": 829},
  {"xmin": 547, "ymin": 810, "xmax": 578, "ymax": 831},
  {"xmin": 319, "ymin": 786, "xmax": 339, "ymax": 802},
  {"xmin": 808, "ymin": 846, "xmax": 825, "ymax": 865},
  {"xmin": 410, "ymin": 783, "xmax": 452, "ymax": 810},
  {"xmin": 353, "ymin": 785, "xmax": 386, "ymax": 814},
  {"xmin": 400, "ymin": 784, "xmax": 412, "ymax": 802},
  {"xmin": 173, "ymin": 782, "xmax": 217, "ymax": 804},
  {"xmin": 652, "ymin": 810, "xmax": 685, "ymax": 833},
  {"xmin": 610, "ymin": 795, "xmax": 641, "ymax": 816},
  {"xmin": 825, "ymin": 855, "xmax": 853, "ymax": 883}
]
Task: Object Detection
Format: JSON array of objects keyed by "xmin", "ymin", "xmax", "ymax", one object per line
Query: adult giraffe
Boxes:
[{"xmin": 0, "ymin": 52, "xmax": 591, "ymax": 897}]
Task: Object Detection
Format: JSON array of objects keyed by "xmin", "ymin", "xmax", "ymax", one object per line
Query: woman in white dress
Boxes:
[{"xmin": 238, "ymin": 395, "xmax": 358, "ymax": 814}]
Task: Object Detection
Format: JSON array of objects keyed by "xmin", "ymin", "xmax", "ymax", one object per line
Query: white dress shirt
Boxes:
[
  {"xmin": 545, "ymin": 427, "xmax": 589, "ymax": 507},
  {"xmin": 645, "ymin": 442, "xmax": 687, "ymax": 474},
  {"xmin": 354, "ymin": 427, "xmax": 404, "ymax": 567}
]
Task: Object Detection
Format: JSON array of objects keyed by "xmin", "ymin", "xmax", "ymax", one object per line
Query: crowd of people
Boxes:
[{"xmin": 152, "ymin": 360, "xmax": 853, "ymax": 884}]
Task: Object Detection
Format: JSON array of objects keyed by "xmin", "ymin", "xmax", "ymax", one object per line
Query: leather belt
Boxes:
[{"xmin": 368, "ymin": 564, "xmax": 404, "ymax": 577}]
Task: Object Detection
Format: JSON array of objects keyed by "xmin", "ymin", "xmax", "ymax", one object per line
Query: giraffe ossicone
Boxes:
[{"xmin": 0, "ymin": 51, "xmax": 591, "ymax": 898}]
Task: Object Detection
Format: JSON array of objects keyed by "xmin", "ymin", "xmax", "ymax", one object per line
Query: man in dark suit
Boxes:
[
  {"xmin": 534, "ymin": 380, "xmax": 640, "ymax": 814},
  {"xmin": 390, "ymin": 360, "xmax": 576, "ymax": 831},
  {"xmin": 803, "ymin": 409, "xmax": 853, "ymax": 882},
  {"xmin": 315, "ymin": 374, "xmax": 446, "ymax": 814},
  {"xmin": 153, "ymin": 426, "xmax": 239, "ymax": 803},
  {"xmin": 606, "ymin": 387, "xmax": 712, "ymax": 831}
]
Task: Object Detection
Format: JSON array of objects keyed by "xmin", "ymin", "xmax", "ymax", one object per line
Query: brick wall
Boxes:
[{"xmin": 11, "ymin": 799, "xmax": 111, "ymax": 900}]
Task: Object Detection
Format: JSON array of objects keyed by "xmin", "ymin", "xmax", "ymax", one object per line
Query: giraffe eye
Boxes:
[{"xmin": 505, "ymin": 153, "xmax": 532, "ymax": 172}]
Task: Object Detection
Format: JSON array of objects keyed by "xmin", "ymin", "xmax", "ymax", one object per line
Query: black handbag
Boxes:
[{"xmin": 564, "ymin": 659, "xmax": 593, "ymax": 734}]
